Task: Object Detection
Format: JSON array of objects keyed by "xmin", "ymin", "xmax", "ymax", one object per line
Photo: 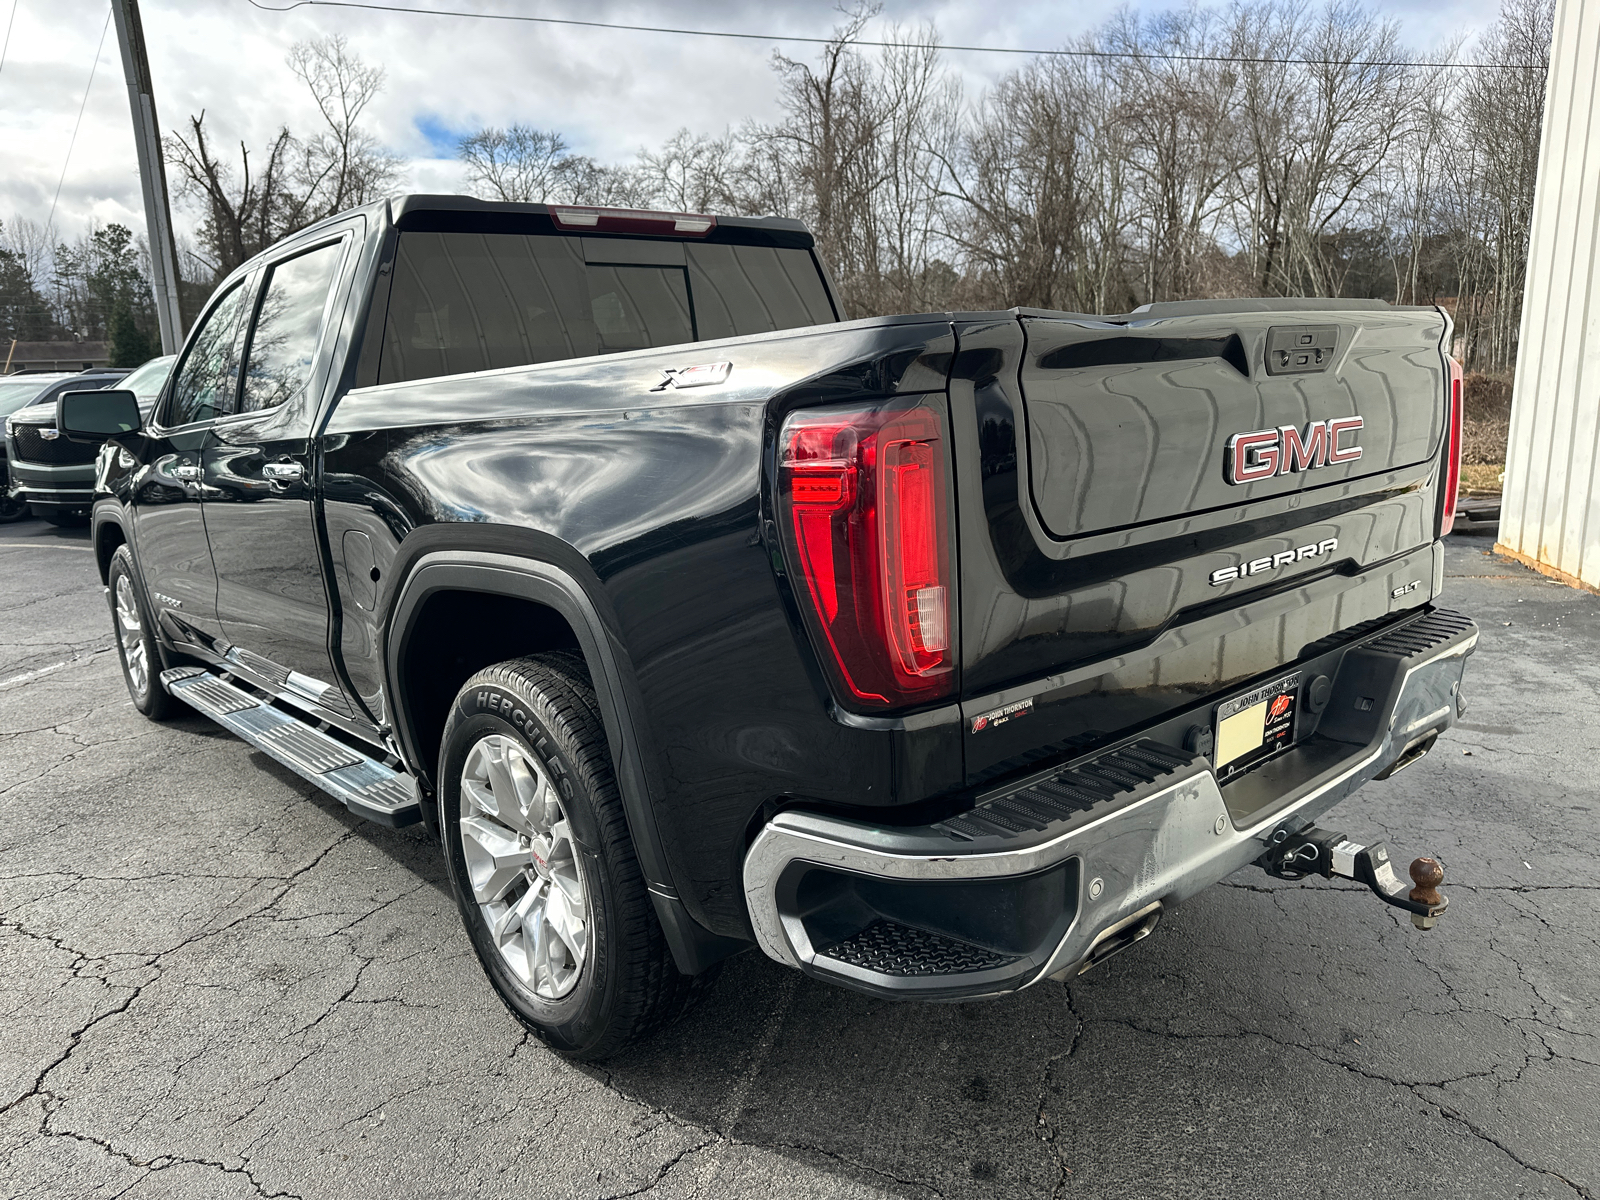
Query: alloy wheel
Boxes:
[
  {"xmin": 114, "ymin": 575, "xmax": 149, "ymax": 697},
  {"xmin": 459, "ymin": 734, "xmax": 590, "ymax": 1000}
]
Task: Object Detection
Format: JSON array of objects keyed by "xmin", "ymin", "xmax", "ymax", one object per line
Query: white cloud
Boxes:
[{"xmin": 1, "ymin": 0, "xmax": 1509, "ymax": 250}]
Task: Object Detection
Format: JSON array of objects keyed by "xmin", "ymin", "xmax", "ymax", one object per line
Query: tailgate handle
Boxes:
[{"xmin": 1265, "ymin": 325, "xmax": 1338, "ymax": 375}]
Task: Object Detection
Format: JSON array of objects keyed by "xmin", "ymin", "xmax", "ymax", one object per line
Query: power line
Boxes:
[
  {"xmin": 46, "ymin": 7, "xmax": 113, "ymax": 237},
  {"xmin": 0, "ymin": 0, "xmax": 18, "ymax": 81},
  {"xmin": 245, "ymin": 0, "xmax": 1542, "ymax": 70}
]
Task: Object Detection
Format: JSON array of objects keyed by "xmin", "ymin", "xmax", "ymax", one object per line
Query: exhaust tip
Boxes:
[
  {"xmin": 1375, "ymin": 731, "xmax": 1439, "ymax": 780},
  {"xmin": 1067, "ymin": 901, "xmax": 1164, "ymax": 978}
]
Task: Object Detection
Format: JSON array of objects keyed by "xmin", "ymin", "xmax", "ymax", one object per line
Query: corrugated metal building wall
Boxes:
[{"xmin": 1498, "ymin": 0, "xmax": 1600, "ymax": 588}]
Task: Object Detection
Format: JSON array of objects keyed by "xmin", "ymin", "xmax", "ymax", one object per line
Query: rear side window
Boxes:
[
  {"xmin": 239, "ymin": 241, "xmax": 344, "ymax": 413},
  {"xmin": 686, "ymin": 244, "xmax": 836, "ymax": 340},
  {"xmin": 380, "ymin": 233, "xmax": 592, "ymax": 383},
  {"xmin": 378, "ymin": 232, "xmax": 835, "ymax": 385},
  {"xmin": 164, "ymin": 279, "xmax": 250, "ymax": 426}
]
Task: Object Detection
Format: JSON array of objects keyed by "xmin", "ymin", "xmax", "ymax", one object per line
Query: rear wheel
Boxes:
[
  {"xmin": 439, "ymin": 654, "xmax": 710, "ymax": 1060},
  {"xmin": 107, "ymin": 545, "xmax": 176, "ymax": 720}
]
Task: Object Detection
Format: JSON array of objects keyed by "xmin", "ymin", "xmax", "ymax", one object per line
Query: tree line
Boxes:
[
  {"xmin": 2, "ymin": 0, "xmax": 1553, "ymax": 373},
  {"xmin": 1, "ymin": 219, "xmax": 163, "ymax": 365},
  {"xmin": 0, "ymin": 34, "xmax": 400, "ymax": 367},
  {"xmin": 457, "ymin": 0, "xmax": 1546, "ymax": 372}
]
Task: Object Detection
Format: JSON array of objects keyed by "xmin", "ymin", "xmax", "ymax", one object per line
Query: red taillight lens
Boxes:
[
  {"xmin": 1440, "ymin": 356, "xmax": 1464, "ymax": 536},
  {"xmin": 778, "ymin": 401, "xmax": 956, "ymax": 708}
]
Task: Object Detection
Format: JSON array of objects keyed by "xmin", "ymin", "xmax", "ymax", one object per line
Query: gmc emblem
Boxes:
[{"xmin": 1226, "ymin": 417, "xmax": 1362, "ymax": 484}]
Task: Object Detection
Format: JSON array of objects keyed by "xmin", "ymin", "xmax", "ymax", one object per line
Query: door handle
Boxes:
[
  {"xmin": 173, "ymin": 463, "xmax": 202, "ymax": 481},
  {"xmin": 263, "ymin": 462, "xmax": 304, "ymax": 484}
]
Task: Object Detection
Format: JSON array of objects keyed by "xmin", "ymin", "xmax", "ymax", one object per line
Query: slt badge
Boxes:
[{"xmin": 650, "ymin": 361, "xmax": 732, "ymax": 391}]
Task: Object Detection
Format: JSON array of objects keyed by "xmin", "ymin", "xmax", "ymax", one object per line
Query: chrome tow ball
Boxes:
[{"xmin": 1257, "ymin": 826, "xmax": 1449, "ymax": 930}]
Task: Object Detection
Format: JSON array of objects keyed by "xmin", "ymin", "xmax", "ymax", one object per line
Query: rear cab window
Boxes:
[
  {"xmin": 374, "ymin": 212, "xmax": 837, "ymax": 386},
  {"xmin": 240, "ymin": 240, "xmax": 346, "ymax": 413}
]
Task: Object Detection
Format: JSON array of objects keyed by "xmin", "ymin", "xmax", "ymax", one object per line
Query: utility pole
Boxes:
[{"xmin": 110, "ymin": 0, "xmax": 185, "ymax": 354}]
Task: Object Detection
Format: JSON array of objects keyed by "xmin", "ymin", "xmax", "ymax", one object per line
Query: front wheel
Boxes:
[
  {"xmin": 107, "ymin": 545, "xmax": 176, "ymax": 720},
  {"xmin": 0, "ymin": 493, "xmax": 28, "ymax": 524},
  {"xmin": 439, "ymin": 655, "xmax": 709, "ymax": 1060}
]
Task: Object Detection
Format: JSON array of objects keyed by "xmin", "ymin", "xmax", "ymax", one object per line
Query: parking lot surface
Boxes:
[{"xmin": 0, "ymin": 516, "xmax": 1595, "ymax": 1199}]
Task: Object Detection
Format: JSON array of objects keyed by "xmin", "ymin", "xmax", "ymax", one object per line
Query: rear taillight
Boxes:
[
  {"xmin": 1440, "ymin": 356, "xmax": 1464, "ymax": 536},
  {"xmin": 777, "ymin": 401, "xmax": 956, "ymax": 708}
]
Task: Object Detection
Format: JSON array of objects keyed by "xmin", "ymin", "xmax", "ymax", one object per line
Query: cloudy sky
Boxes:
[{"xmin": 2, "ymin": 0, "xmax": 1508, "ymax": 251}]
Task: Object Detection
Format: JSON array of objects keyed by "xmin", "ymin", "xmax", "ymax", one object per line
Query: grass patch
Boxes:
[
  {"xmin": 1462, "ymin": 463, "xmax": 1504, "ymax": 494},
  {"xmin": 1458, "ymin": 373, "xmax": 1512, "ymax": 495}
]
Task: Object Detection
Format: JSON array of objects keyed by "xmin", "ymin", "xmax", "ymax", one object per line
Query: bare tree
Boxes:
[
  {"xmin": 166, "ymin": 37, "xmax": 403, "ymax": 285},
  {"xmin": 288, "ymin": 34, "xmax": 404, "ymax": 212},
  {"xmin": 1110, "ymin": 6, "xmax": 1246, "ymax": 301},
  {"xmin": 166, "ymin": 113, "xmax": 305, "ymax": 278},
  {"xmin": 458, "ymin": 123, "xmax": 655, "ymax": 207},
  {"xmin": 637, "ymin": 129, "xmax": 739, "ymax": 211},
  {"xmin": 869, "ymin": 28, "xmax": 961, "ymax": 312},
  {"xmin": 738, "ymin": 7, "xmax": 962, "ymax": 315},
  {"xmin": 944, "ymin": 53, "xmax": 1108, "ymax": 311},
  {"xmin": 755, "ymin": 6, "xmax": 887, "ymax": 313},
  {"xmin": 1441, "ymin": 0, "xmax": 1553, "ymax": 367},
  {"xmin": 1, "ymin": 217, "xmax": 56, "ymax": 340},
  {"xmin": 1227, "ymin": 1, "xmax": 1421, "ymax": 297},
  {"xmin": 459, "ymin": 125, "xmax": 574, "ymax": 203},
  {"xmin": 0, "ymin": 216, "xmax": 51, "ymax": 286},
  {"xmin": 1381, "ymin": 51, "xmax": 1458, "ymax": 305}
]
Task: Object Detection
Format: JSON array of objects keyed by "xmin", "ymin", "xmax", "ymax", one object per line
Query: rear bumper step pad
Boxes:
[{"xmin": 161, "ymin": 667, "xmax": 421, "ymax": 828}]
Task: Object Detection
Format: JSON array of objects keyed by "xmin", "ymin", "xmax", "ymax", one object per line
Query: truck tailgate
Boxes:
[{"xmin": 951, "ymin": 301, "xmax": 1451, "ymax": 785}]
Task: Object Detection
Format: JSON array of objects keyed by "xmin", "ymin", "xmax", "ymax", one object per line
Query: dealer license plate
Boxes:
[{"xmin": 1213, "ymin": 671, "xmax": 1302, "ymax": 784}]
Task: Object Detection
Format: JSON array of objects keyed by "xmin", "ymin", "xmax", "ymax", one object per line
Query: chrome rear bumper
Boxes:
[{"xmin": 742, "ymin": 608, "xmax": 1477, "ymax": 1000}]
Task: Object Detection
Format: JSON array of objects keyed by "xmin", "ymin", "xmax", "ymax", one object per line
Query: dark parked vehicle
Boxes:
[
  {"xmin": 5, "ymin": 367, "xmax": 129, "ymax": 524},
  {"xmin": 5, "ymin": 359, "xmax": 174, "ymax": 526},
  {"xmin": 2, "ymin": 373, "xmax": 80, "ymax": 522},
  {"xmin": 66, "ymin": 196, "xmax": 1476, "ymax": 1059}
]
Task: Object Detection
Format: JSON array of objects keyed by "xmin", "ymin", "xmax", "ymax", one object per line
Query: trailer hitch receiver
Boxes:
[{"xmin": 1258, "ymin": 827, "xmax": 1449, "ymax": 930}]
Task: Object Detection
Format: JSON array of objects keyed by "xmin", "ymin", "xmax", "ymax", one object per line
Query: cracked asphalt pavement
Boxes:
[{"xmin": 1, "ymin": 514, "xmax": 1595, "ymax": 1199}]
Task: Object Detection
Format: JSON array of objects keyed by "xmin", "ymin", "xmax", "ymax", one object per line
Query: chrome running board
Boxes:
[{"xmin": 160, "ymin": 666, "xmax": 422, "ymax": 828}]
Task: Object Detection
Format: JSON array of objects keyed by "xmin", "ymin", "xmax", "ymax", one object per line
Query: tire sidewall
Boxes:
[{"xmin": 439, "ymin": 680, "xmax": 620, "ymax": 1056}]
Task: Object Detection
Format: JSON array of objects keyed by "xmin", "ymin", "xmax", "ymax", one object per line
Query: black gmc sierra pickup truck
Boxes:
[{"xmin": 60, "ymin": 196, "xmax": 1477, "ymax": 1059}]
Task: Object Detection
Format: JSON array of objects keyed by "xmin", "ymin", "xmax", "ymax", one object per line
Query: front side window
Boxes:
[
  {"xmin": 240, "ymin": 242, "xmax": 345, "ymax": 413},
  {"xmin": 164, "ymin": 280, "xmax": 249, "ymax": 426}
]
